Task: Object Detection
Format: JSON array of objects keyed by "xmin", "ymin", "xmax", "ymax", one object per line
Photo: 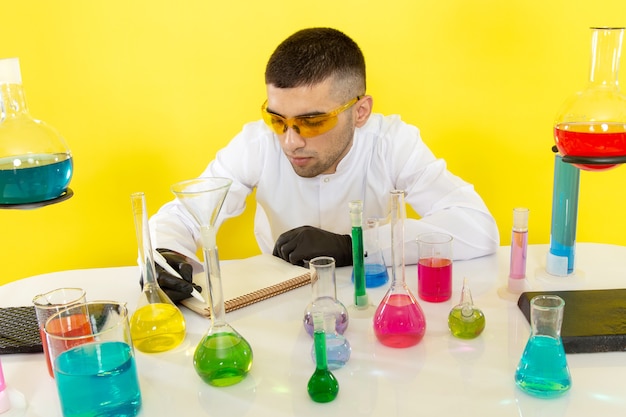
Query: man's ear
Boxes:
[{"xmin": 355, "ymin": 95, "xmax": 373, "ymax": 128}]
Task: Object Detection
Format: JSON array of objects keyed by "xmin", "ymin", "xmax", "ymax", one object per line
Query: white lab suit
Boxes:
[{"xmin": 151, "ymin": 113, "xmax": 499, "ymax": 265}]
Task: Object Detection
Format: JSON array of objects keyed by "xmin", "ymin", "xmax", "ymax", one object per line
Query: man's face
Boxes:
[{"xmin": 265, "ymin": 78, "xmax": 356, "ymax": 178}]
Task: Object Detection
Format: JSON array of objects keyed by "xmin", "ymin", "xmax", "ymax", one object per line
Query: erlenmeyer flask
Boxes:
[
  {"xmin": 351, "ymin": 218, "xmax": 390, "ymax": 288},
  {"xmin": 373, "ymin": 190, "xmax": 426, "ymax": 348},
  {"xmin": 303, "ymin": 256, "xmax": 349, "ymax": 337},
  {"xmin": 515, "ymin": 295, "xmax": 571, "ymax": 398},
  {"xmin": 448, "ymin": 278, "xmax": 485, "ymax": 339},
  {"xmin": 554, "ymin": 27, "xmax": 626, "ymax": 171},
  {"xmin": 171, "ymin": 178, "xmax": 253, "ymax": 387},
  {"xmin": 0, "ymin": 58, "xmax": 73, "ymax": 206},
  {"xmin": 129, "ymin": 192, "xmax": 186, "ymax": 353}
]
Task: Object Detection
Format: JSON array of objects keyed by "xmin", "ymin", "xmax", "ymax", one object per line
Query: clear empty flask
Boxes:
[
  {"xmin": 303, "ymin": 256, "xmax": 349, "ymax": 337},
  {"xmin": 373, "ymin": 190, "xmax": 426, "ymax": 348},
  {"xmin": 515, "ymin": 295, "xmax": 571, "ymax": 398},
  {"xmin": 171, "ymin": 178, "xmax": 253, "ymax": 387},
  {"xmin": 129, "ymin": 192, "xmax": 186, "ymax": 353}
]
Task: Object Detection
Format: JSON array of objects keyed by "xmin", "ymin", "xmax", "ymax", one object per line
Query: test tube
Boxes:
[{"xmin": 509, "ymin": 208, "xmax": 529, "ymax": 292}]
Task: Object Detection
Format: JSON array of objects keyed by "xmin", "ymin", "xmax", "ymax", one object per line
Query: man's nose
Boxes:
[{"xmin": 282, "ymin": 125, "xmax": 306, "ymax": 150}]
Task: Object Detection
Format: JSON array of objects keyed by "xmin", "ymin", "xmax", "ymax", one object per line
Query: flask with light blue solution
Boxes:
[
  {"xmin": 351, "ymin": 218, "xmax": 389, "ymax": 288},
  {"xmin": 309, "ymin": 314, "xmax": 351, "ymax": 370},
  {"xmin": 515, "ymin": 295, "xmax": 571, "ymax": 398}
]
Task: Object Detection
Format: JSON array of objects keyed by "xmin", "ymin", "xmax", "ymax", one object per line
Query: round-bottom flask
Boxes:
[
  {"xmin": 303, "ymin": 257, "xmax": 349, "ymax": 336},
  {"xmin": 309, "ymin": 315, "xmax": 351, "ymax": 370},
  {"xmin": 194, "ymin": 324, "xmax": 253, "ymax": 387}
]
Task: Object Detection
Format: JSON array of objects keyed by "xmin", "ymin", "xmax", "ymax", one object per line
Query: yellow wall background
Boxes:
[{"xmin": 1, "ymin": 0, "xmax": 625, "ymax": 284}]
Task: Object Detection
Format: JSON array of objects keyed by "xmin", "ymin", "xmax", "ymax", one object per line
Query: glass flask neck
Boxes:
[
  {"xmin": 588, "ymin": 27, "xmax": 624, "ymax": 88},
  {"xmin": 0, "ymin": 83, "xmax": 30, "ymax": 123},
  {"xmin": 311, "ymin": 258, "xmax": 338, "ymax": 300},
  {"xmin": 530, "ymin": 295, "xmax": 564, "ymax": 339},
  {"xmin": 390, "ymin": 190, "xmax": 407, "ymax": 288}
]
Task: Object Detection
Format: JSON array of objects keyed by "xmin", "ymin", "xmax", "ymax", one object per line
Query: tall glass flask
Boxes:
[
  {"xmin": 373, "ymin": 190, "xmax": 426, "ymax": 348},
  {"xmin": 303, "ymin": 256, "xmax": 349, "ymax": 337},
  {"xmin": 554, "ymin": 27, "xmax": 626, "ymax": 171},
  {"xmin": 171, "ymin": 178, "xmax": 253, "ymax": 387},
  {"xmin": 129, "ymin": 192, "xmax": 186, "ymax": 353},
  {"xmin": 515, "ymin": 295, "xmax": 571, "ymax": 398},
  {"xmin": 0, "ymin": 57, "xmax": 73, "ymax": 206}
]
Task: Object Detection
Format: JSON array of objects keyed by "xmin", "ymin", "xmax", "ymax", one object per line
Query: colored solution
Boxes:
[
  {"xmin": 418, "ymin": 258, "xmax": 452, "ymax": 302},
  {"xmin": 555, "ymin": 122, "xmax": 626, "ymax": 171},
  {"xmin": 373, "ymin": 293, "xmax": 426, "ymax": 348},
  {"xmin": 307, "ymin": 329, "xmax": 339, "ymax": 403},
  {"xmin": 0, "ymin": 153, "xmax": 72, "ymax": 204},
  {"xmin": 310, "ymin": 333, "xmax": 351, "ymax": 370},
  {"xmin": 515, "ymin": 335, "xmax": 571, "ymax": 398},
  {"xmin": 193, "ymin": 331, "xmax": 253, "ymax": 387},
  {"xmin": 352, "ymin": 225, "xmax": 368, "ymax": 307},
  {"xmin": 42, "ymin": 313, "xmax": 93, "ymax": 378},
  {"xmin": 130, "ymin": 303, "xmax": 186, "ymax": 353},
  {"xmin": 448, "ymin": 307, "xmax": 486, "ymax": 339},
  {"xmin": 509, "ymin": 230, "xmax": 528, "ymax": 279},
  {"xmin": 351, "ymin": 263, "xmax": 390, "ymax": 288},
  {"xmin": 54, "ymin": 341, "xmax": 142, "ymax": 417},
  {"xmin": 303, "ymin": 298, "xmax": 349, "ymax": 337}
]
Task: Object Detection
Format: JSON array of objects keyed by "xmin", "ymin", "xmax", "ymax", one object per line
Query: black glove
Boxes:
[
  {"xmin": 140, "ymin": 249, "xmax": 202, "ymax": 303},
  {"xmin": 272, "ymin": 226, "xmax": 353, "ymax": 267}
]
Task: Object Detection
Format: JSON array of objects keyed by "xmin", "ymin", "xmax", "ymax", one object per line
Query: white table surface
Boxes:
[{"xmin": 2, "ymin": 243, "xmax": 626, "ymax": 417}]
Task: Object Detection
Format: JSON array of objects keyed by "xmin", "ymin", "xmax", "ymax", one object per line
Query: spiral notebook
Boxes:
[{"xmin": 181, "ymin": 254, "xmax": 311, "ymax": 318}]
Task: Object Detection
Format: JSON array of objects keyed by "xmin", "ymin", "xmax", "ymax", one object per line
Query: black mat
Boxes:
[
  {"xmin": 0, "ymin": 306, "xmax": 43, "ymax": 354},
  {"xmin": 517, "ymin": 289, "xmax": 626, "ymax": 354}
]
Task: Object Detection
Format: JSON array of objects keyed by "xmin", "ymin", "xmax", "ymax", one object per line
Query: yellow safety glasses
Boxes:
[{"xmin": 261, "ymin": 96, "xmax": 361, "ymax": 138}]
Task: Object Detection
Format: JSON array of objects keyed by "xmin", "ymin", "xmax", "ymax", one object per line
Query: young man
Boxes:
[{"xmin": 150, "ymin": 27, "xmax": 499, "ymax": 302}]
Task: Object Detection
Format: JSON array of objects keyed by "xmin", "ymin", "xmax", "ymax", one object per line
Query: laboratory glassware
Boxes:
[
  {"xmin": 307, "ymin": 312, "xmax": 339, "ymax": 403},
  {"xmin": 309, "ymin": 309, "xmax": 351, "ymax": 370},
  {"xmin": 351, "ymin": 217, "xmax": 390, "ymax": 288},
  {"xmin": 0, "ymin": 57, "xmax": 73, "ymax": 207},
  {"xmin": 448, "ymin": 278, "xmax": 485, "ymax": 339},
  {"xmin": 32, "ymin": 287, "xmax": 86, "ymax": 377},
  {"xmin": 128, "ymin": 192, "xmax": 186, "ymax": 353},
  {"xmin": 553, "ymin": 27, "xmax": 626, "ymax": 171},
  {"xmin": 417, "ymin": 232, "xmax": 453, "ymax": 302},
  {"xmin": 373, "ymin": 190, "xmax": 426, "ymax": 348},
  {"xmin": 303, "ymin": 256, "xmax": 349, "ymax": 336},
  {"xmin": 515, "ymin": 295, "xmax": 571, "ymax": 398},
  {"xmin": 45, "ymin": 302, "xmax": 142, "ymax": 417},
  {"xmin": 350, "ymin": 200, "xmax": 369, "ymax": 308},
  {"xmin": 509, "ymin": 208, "xmax": 529, "ymax": 291},
  {"xmin": 547, "ymin": 152, "xmax": 580, "ymax": 276},
  {"xmin": 171, "ymin": 177, "xmax": 253, "ymax": 387}
]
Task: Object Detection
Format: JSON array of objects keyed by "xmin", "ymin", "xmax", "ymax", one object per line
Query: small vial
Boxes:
[{"xmin": 509, "ymin": 208, "xmax": 529, "ymax": 293}]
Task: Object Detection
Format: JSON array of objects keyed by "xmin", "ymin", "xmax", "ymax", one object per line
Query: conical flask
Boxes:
[
  {"xmin": 0, "ymin": 57, "xmax": 73, "ymax": 206},
  {"xmin": 448, "ymin": 278, "xmax": 486, "ymax": 339},
  {"xmin": 171, "ymin": 177, "xmax": 253, "ymax": 387},
  {"xmin": 129, "ymin": 192, "xmax": 186, "ymax": 353},
  {"xmin": 515, "ymin": 295, "xmax": 571, "ymax": 398},
  {"xmin": 350, "ymin": 217, "xmax": 390, "ymax": 288},
  {"xmin": 303, "ymin": 256, "xmax": 349, "ymax": 336},
  {"xmin": 373, "ymin": 190, "xmax": 426, "ymax": 348},
  {"xmin": 554, "ymin": 27, "xmax": 626, "ymax": 171}
]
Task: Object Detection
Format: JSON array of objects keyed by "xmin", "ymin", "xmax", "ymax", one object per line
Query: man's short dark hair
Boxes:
[{"xmin": 265, "ymin": 27, "xmax": 366, "ymax": 97}]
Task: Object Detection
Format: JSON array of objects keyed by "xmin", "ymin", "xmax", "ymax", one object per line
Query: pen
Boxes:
[{"xmin": 153, "ymin": 251, "xmax": 205, "ymax": 303}]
